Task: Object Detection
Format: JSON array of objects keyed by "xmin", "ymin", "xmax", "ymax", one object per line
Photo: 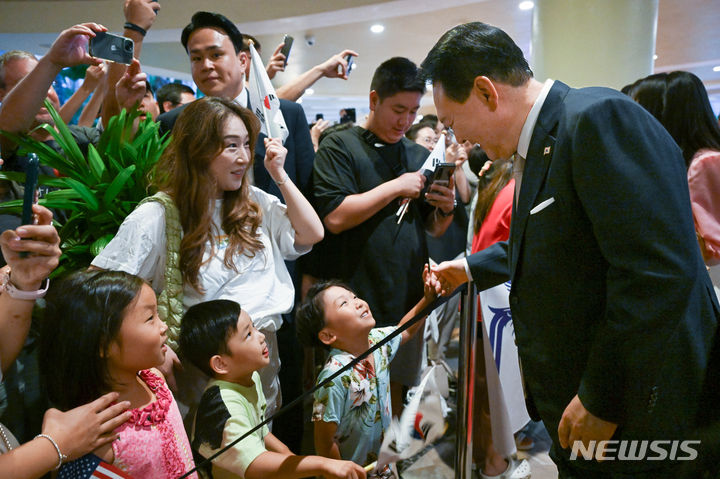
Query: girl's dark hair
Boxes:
[
  {"xmin": 296, "ymin": 280, "xmax": 354, "ymax": 350},
  {"xmin": 662, "ymin": 71, "xmax": 720, "ymax": 168},
  {"xmin": 473, "ymin": 158, "xmax": 513, "ymax": 234},
  {"xmin": 178, "ymin": 299, "xmax": 241, "ymax": 377},
  {"xmin": 39, "ymin": 270, "xmax": 145, "ymax": 410},
  {"xmin": 152, "ymin": 97, "xmax": 264, "ymax": 293}
]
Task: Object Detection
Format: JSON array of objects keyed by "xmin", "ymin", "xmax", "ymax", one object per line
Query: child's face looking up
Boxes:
[
  {"xmin": 216, "ymin": 310, "xmax": 269, "ymax": 381},
  {"xmin": 107, "ymin": 284, "xmax": 168, "ymax": 374},
  {"xmin": 320, "ymin": 286, "xmax": 376, "ymax": 345}
]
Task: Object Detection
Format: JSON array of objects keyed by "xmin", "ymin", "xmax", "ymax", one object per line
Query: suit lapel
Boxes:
[{"xmin": 509, "ymin": 81, "xmax": 570, "ymax": 276}]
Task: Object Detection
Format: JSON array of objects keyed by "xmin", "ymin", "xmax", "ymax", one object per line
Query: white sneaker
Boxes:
[{"xmin": 476, "ymin": 457, "xmax": 531, "ymax": 479}]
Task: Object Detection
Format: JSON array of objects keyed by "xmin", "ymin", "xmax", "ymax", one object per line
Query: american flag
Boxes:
[{"xmin": 58, "ymin": 453, "xmax": 134, "ymax": 479}]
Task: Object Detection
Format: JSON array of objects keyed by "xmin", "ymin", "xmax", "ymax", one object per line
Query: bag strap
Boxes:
[{"xmin": 138, "ymin": 192, "xmax": 184, "ymax": 350}]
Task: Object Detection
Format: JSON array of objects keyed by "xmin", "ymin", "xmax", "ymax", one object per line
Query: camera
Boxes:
[
  {"xmin": 304, "ymin": 34, "xmax": 315, "ymax": 47},
  {"xmin": 89, "ymin": 32, "xmax": 134, "ymax": 65}
]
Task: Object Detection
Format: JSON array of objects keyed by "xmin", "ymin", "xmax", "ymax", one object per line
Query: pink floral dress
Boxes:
[
  {"xmin": 112, "ymin": 370, "xmax": 197, "ymax": 478},
  {"xmin": 59, "ymin": 370, "xmax": 197, "ymax": 478}
]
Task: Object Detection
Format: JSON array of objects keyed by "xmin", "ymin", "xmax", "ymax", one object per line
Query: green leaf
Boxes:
[
  {"xmin": 103, "ymin": 165, "xmax": 136, "ymax": 205},
  {"xmin": 62, "ymin": 178, "xmax": 99, "ymax": 211},
  {"xmin": 90, "ymin": 234, "xmax": 115, "ymax": 257},
  {"xmin": 86, "ymin": 144, "xmax": 106, "ymax": 182}
]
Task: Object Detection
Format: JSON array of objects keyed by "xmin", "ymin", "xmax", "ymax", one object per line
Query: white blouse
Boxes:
[{"xmin": 92, "ymin": 187, "xmax": 310, "ymax": 331}]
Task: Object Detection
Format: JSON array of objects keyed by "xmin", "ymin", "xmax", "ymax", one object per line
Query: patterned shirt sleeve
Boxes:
[{"xmin": 312, "ymin": 363, "xmax": 349, "ymax": 424}]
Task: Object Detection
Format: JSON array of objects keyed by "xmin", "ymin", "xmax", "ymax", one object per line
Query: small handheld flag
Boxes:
[{"xmin": 247, "ymin": 42, "xmax": 289, "ymax": 143}]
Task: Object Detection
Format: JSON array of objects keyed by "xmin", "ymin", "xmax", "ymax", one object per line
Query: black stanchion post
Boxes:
[{"xmin": 455, "ymin": 281, "xmax": 477, "ymax": 478}]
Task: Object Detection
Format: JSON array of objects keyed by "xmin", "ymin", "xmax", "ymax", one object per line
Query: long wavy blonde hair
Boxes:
[{"xmin": 153, "ymin": 97, "xmax": 264, "ymax": 292}]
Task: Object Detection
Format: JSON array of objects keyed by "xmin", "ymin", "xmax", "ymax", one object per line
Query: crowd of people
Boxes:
[{"xmin": 0, "ymin": 2, "xmax": 719, "ymax": 479}]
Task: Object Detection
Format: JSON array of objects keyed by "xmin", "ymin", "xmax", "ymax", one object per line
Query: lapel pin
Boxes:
[{"xmin": 544, "ymin": 146, "xmax": 552, "ymax": 155}]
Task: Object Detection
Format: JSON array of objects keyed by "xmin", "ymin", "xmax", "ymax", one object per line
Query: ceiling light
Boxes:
[
  {"xmin": 713, "ymin": 66, "xmax": 720, "ymax": 72},
  {"xmin": 370, "ymin": 24, "xmax": 385, "ymax": 34},
  {"xmin": 518, "ymin": 1, "xmax": 534, "ymax": 10},
  {"xmin": 653, "ymin": 54, "xmax": 658, "ymax": 60}
]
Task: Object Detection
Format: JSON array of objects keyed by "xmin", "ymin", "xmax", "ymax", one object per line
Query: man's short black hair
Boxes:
[
  {"xmin": 178, "ymin": 299, "xmax": 241, "ymax": 377},
  {"xmin": 181, "ymin": 11, "xmax": 244, "ymax": 54},
  {"xmin": 156, "ymin": 82, "xmax": 195, "ymax": 113},
  {"xmin": 296, "ymin": 280, "xmax": 354, "ymax": 350},
  {"xmin": 370, "ymin": 57, "xmax": 426, "ymax": 101},
  {"xmin": 420, "ymin": 22, "xmax": 533, "ymax": 103}
]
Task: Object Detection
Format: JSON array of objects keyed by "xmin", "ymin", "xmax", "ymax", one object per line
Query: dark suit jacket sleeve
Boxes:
[
  {"xmin": 570, "ymin": 97, "xmax": 702, "ymax": 423},
  {"xmin": 466, "ymin": 241, "xmax": 511, "ymax": 291}
]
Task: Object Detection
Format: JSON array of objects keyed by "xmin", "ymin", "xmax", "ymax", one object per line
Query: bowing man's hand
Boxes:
[
  {"xmin": 429, "ymin": 258, "xmax": 469, "ymax": 296},
  {"xmin": 558, "ymin": 394, "xmax": 618, "ymax": 456}
]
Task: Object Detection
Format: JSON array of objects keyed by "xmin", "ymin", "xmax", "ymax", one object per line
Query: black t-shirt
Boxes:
[{"xmin": 311, "ymin": 126, "xmax": 431, "ymax": 326}]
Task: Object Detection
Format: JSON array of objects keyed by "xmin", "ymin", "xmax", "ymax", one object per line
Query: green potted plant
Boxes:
[{"xmin": 0, "ymin": 100, "xmax": 169, "ymax": 276}]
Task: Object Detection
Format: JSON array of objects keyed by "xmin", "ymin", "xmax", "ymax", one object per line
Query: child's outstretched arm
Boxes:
[
  {"xmin": 314, "ymin": 420, "xmax": 342, "ymax": 460},
  {"xmin": 399, "ymin": 264, "xmax": 437, "ymax": 345},
  {"xmin": 244, "ymin": 450, "xmax": 366, "ymax": 479}
]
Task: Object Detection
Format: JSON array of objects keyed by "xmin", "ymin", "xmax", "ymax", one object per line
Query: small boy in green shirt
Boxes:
[{"xmin": 179, "ymin": 299, "xmax": 366, "ymax": 479}]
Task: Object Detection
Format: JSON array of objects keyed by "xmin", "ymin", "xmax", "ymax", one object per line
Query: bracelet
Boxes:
[
  {"xmin": 35, "ymin": 434, "xmax": 67, "ymax": 470},
  {"xmin": 437, "ymin": 207, "xmax": 455, "ymax": 217},
  {"xmin": 0, "ymin": 270, "xmax": 50, "ymax": 300},
  {"xmin": 124, "ymin": 22, "xmax": 147, "ymax": 36},
  {"xmin": 274, "ymin": 173, "xmax": 290, "ymax": 186}
]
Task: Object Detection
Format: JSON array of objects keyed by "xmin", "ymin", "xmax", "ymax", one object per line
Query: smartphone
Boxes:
[
  {"xmin": 345, "ymin": 54, "xmax": 354, "ymax": 76},
  {"xmin": 20, "ymin": 153, "xmax": 40, "ymax": 257},
  {"xmin": 280, "ymin": 35, "xmax": 294, "ymax": 67},
  {"xmin": 89, "ymin": 32, "xmax": 134, "ymax": 65},
  {"xmin": 315, "ymin": 113, "xmax": 324, "ymax": 121},
  {"xmin": 430, "ymin": 162, "xmax": 455, "ymax": 187}
]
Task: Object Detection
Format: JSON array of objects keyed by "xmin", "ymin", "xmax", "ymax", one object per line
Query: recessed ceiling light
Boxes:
[
  {"xmin": 518, "ymin": 1, "xmax": 534, "ymax": 10},
  {"xmin": 305, "ymin": 88, "xmax": 315, "ymax": 96},
  {"xmin": 370, "ymin": 24, "xmax": 385, "ymax": 34},
  {"xmin": 653, "ymin": 54, "xmax": 658, "ymax": 60},
  {"xmin": 713, "ymin": 65, "xmax": 720, "ymax": 72}
]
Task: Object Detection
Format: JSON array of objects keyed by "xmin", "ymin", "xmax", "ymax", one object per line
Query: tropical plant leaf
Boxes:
[{"xmin": 0, "ymin": 102, "xmax": 167, "ymax": 274}]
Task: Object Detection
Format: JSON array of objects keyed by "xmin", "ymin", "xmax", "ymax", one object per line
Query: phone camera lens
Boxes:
[{"xmin": 124, "ymin": 39, "xmax": 133, "ymax": 52}]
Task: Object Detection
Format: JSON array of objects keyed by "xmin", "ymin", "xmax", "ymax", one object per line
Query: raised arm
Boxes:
[
  {"xmin": 0, "ymin": 204, "xmax": 59, "ymax": 374},
  {"xmin": 276, "ymin": 50, "xmax": 358, "ymax": 102},
  {"xmin": 0, "ymin": 23, "xmax": 104, "ymax": 154},
  {"xmin": 264, "ymin": 138, "xmax": 324, "ymax": 247},
  {"xmin": 101, "ymin": 0, "xmax": 160, "ymax": 128},
  {"xmin": 58, "ymin": 62, "xmax": 106, "ymax": 125}
]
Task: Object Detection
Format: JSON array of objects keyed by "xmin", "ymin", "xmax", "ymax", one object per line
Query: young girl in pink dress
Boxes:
[{"xmin": 39, "ymin": 270, "xmax": 197, "ymax": 479}]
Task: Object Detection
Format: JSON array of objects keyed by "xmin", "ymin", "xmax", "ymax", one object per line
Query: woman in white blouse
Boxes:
[{"xmin": 93, "ymin": 97, "xmax": 323, "ymax": 417}]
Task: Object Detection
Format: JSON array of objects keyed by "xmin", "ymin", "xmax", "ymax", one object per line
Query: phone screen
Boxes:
[
  {"xmin": 19, "ymin": 154, "xmax": 40, "ymax": 257},
  {"xmin": 345, "ymin": 54, "xmax": 354, "ymax": 76},
  {"xmin": 280, "ymin": 35, "xmax": 294, "ymax": 67},
  {"xmin": 431, "ymin": 163, "xmax": 455, "ymax": 187}
]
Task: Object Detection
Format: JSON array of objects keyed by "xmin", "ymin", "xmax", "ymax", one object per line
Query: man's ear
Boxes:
[
  {"xmin": 162, "ymin": 100, "xmax": 174, "ymax": 113},
  {"xmin": 318, "ymin": 328, "xmax": 336, "ymax": 347},
  {"xmin": 369, "ymin": 90, "xmax": 380, "ymax": 112},
  {"xmin": 210, "ymin": 354, "xmax": 229, "ymax": 375},
  {"xmin": 472, "ymin": 76, "xmax": 499, "ymax": 111}
]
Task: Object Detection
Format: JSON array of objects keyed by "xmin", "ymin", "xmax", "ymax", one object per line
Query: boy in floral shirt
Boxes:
[{"xmin": 296, "ymin": 266, "xmax": 436, "ymax": 467}]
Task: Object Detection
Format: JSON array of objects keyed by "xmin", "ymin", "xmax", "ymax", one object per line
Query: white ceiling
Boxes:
[{"xmin": 1, "ymin": 0, "xmax": 719, "ymax": 122}]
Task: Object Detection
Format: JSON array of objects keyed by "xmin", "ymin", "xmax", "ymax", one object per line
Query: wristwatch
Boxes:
[{"xmin": 0, "ymin": 269, "xmax": 49, "ymax": 300}]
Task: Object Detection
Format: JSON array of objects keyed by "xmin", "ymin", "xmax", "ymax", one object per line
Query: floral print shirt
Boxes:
[{"xmin": 312, "ymin": 327, "xmax": 401, "ymax": 466}]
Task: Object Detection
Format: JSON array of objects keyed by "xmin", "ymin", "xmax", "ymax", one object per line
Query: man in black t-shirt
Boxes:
[{"xmin": 312, "ymin": 57, "xmax": 455, "ymax": 404}]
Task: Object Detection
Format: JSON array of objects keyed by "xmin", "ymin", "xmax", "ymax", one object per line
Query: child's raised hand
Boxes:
[
  {"xmin": 423, "ymin": 263, "xmax": 440, "ymax": 300},
  {"xmin": 323, "ymin": 458, "xmax": 367, "ymax": 479},
  {"xmin": 264, "ymin": 137, "xmax": 289, "ymax": 184}
]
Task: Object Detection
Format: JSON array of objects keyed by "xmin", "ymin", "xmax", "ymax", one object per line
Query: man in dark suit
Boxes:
[
  {"xmin": 423, "ymin": 22, "xmax": 719, "ymax": 477},
  {"xmin": 156, "ymin": 12, "xmax": 315, "ymax": 199},
  {"xmin": 155, "ymin": 12, "xmax": 315, "ymax": 452}
]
